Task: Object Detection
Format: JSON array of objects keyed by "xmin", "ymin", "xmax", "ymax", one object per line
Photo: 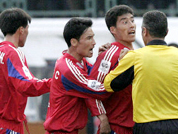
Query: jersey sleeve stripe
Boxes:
[
  {"xmin": 100, "ymin": 100, "xmax": 106, "ymax": 113},
  {"xmin": 66, "ymin": 58, "xmax": 106, "ymax": 92},
  {"xmin": 71, "ymin": 62, "xmax": 88, "ymax": 82},
  {"xmin": 104, "ymin": 45, "xmax": 116, "ymax": 61},
  {"xmin": 96, "ymin": 99, "xmax": 106, "ymax": 114},
  {"xmin": 66, "ymin": 58, "xmax": 88, "ymax": 84},
  {"xmin": 105, "ymin": 45, "xmax": 118, "ymax": 61},
  {"xmin": 108, "ymin": 46, "xmax": 118, "ymax": 62},
  {"xmin": 9, "ymin": 45, "xmax": 33, "ymax": 80},
  {"xmin": 97, "ymin": 45, "xmax": 119, "ymax": 83},
  {"xmin": 69, "ymin": 60, "xmax": 88, "ymax": 83},
  {"xmin": 97, "ymin": 71, "xmax": 102, "ymax": 82},
  {"xmin": 9, "ymin": 45, "xmax": 25, "ymax": 67}
]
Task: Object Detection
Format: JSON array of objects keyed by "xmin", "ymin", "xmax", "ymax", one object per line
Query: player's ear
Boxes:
[
  {"xmin": 166, "ymin": 28, "xmax": 168, "ymax": 36},
  {"xmin": 110, "ymin": 26, "xmax": 116, "ymax": 35},
  {"xmin": 142, "ymin": 27, "xmax": 147, "ymax": 37},
  {"xmin": 19, "ymin": 26, "xmax": 24, "ymax": 34},
  {"xmin": 70, "ymin": 38, "xmax": 78, "ymax": 47}
]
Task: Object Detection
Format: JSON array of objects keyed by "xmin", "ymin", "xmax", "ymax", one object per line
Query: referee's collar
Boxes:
[{"xmin": 147, "ymin": 40, "xmax": 167, "ymax": 46}]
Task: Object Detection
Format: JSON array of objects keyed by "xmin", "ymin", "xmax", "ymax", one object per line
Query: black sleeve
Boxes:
[{"xmin": 110, "ymin": 66, "xmax": 134, "ymax": 92}]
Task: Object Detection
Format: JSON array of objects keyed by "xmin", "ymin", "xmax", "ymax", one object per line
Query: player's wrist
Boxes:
[{"xmin": 97, "ymin": 113, "xmax": 108, "ymax": 122}]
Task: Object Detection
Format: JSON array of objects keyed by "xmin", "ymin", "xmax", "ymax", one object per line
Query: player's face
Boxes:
[
  {"xmin": 76, "ymin": 27, "xmax": 96, "ymax": 59},
  {"xmin": 19, "ymin": 25, "xmax": 29, "ymax": 47},
  {"xmin": 111, "ymin": 13, "xmax": 136, "ymax": 45}
]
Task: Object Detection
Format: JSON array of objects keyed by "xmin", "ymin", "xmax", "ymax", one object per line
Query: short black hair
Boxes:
[
  {"xmin": 105, "ymin": 5, "xmax": 134, "ymax": 31},
  {"xmin": 142, "ymin": 10, "xmax": 167, "ymax": 38},
  {"xmin": 63, "ymin": 17, "xmax": 93, "ymax": 47},
  {"xmin": 0, "ymin": 8, "xmax": 31, "ymax": 36}
]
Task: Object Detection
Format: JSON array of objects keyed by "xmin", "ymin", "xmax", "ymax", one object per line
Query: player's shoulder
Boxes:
[
  {"xmin": 3, "ymin": 44, "xmax": 21, "ymax": 59},
  {"xmin": 99, "ymin": 44, "xmax": 119, "ymax": 56}
]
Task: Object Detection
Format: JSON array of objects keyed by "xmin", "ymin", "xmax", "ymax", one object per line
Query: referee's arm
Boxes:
[{"xmin": 104, "ymin": 51, "xmax": 135, "ymax": 92}]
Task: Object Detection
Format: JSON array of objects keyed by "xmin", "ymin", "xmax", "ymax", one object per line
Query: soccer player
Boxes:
[
  {"xmin": 104, "ymin": 10, "xmax": 178, "ymax": 134},
  {"xmin": 89, "ymin": 5, "xmax": 136, "ymax": 134},
  {"xmin": 0, "ymin": 8, "xmax": 51, "ymax": 134},
  {"xmin": 44, "ymin": 17, "xmax": 111, "ymax": 134}
]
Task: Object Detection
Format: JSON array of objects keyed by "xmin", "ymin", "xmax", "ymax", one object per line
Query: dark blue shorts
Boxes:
[
  {"xmin": 110, "ymin": 130, "xmax": 117, "ymax": 134},
  {"xmin": 0, "ymin": 128, "xmax": 20, "ymax": 134},
  {"xmin": 133, "ymin": 119, "xmax": 178, "ymax": 134}
]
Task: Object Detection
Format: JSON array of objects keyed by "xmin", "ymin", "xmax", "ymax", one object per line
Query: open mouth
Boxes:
[
  {"xmin": 89, "ymin": 48, "xmax": 93, "ymax": 53},
  {"xmin": 129, "ymin": 31, "xmax": 135, "ymax": 35}
]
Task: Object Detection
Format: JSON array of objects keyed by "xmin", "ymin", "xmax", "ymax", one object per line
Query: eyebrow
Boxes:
[
  {"xmin": 119, "ymin": 15, "xmax": 134, "ymax": 22},
  {"xmin": 86, "ymin": 34, "xmax": 94, "ymax": 39},
  {"xmin": 88, "ymin": 33, "xmax": 95, "ymax": 37}
]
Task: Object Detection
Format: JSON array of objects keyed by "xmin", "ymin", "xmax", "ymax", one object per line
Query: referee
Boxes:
[{"xmin": 104, "ymin": 10, "xmax": 178, "ymax": 134}]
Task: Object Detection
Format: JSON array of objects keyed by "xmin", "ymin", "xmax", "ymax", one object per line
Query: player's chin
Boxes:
[
  {"xmin": 129, "ymin": 37, "xmax": 135, "ymax": 43},
  {"xmin": 87, "ymin": 53, "xmax": 93, "ymax": 58}
]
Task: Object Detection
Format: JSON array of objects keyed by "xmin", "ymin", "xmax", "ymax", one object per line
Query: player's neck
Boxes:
[
  {"xmin": 117, "ymin": 40, "xmax": 134, "ymax": 50},
  {"xmin": 4, "ymin": 34, "xmax": 19, "ymax": 48},
  {"xmin": 68, "ymin": 49, "xmax": 83, "ymax": 63}
]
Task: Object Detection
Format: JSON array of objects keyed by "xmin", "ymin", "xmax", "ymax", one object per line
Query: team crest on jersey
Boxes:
[
  {"xmin": 87, "ymin": 80, "xmax": 100, "ymax": 91},
  {"xmin": 98, "ymin": 59, "xmax": 111, "ymax": 74}
]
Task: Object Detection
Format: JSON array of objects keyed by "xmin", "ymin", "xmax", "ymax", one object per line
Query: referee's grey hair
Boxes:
[{"xmin": 142, "ymin": 10, "xmax": 167, "ymax": 38}]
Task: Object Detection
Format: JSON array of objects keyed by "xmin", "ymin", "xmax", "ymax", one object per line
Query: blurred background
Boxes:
[
  {"xmin": 0, "ymin": 0, "xmax": 178, "ymax": 134},
  {"xmin": 0, "ymin": 0, "xmax": 178, "ymax": 17}
]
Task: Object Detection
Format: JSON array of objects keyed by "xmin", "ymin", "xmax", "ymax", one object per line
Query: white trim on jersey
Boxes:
[
  {"xmin": 65, "ymin": 58, "xmax": 105, "ymax": 91},
  {"xmin": 97, "ymin": 45, "xmax": 119, "ymax": 82},
  {"xmin": 96, "ymin": 99, "xmax": 106, "ymax": 114},
  {"xmin": 94, "ymin": 45, "xmax": 119, "ymax": 115},
  {"xmin": 9, "ymin": 45, "xmax": 25, "ymax": 67},
  {"xmin": 66, "ymin": 58, "xmax": 88, "ymax": 84},
  {"xmin": 9, "ymin": 130, "xmax": 19, "ymax": 134},
  {"xmin": 104, "ymin": 45, "xmax": 118, "ymax": 62},
  {"xmin": 9, "ymin": 45, "xmax": 33, "ymax": 80},
  {"xmin": 17, "ymin": 49, "xmax": 25, "ymax": 63}
]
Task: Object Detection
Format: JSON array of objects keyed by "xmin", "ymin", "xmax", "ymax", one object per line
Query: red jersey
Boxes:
[
  {"xmin": 44, "ymin": 53, "xmax": 108, "ymax": 133},
  {"xmin": 0, "ymin": 41, "xmax": 51, "ymax": 134},
  {"xmin": 90, "ymin": 42, "xmax": 134, "ymax": 133}
]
